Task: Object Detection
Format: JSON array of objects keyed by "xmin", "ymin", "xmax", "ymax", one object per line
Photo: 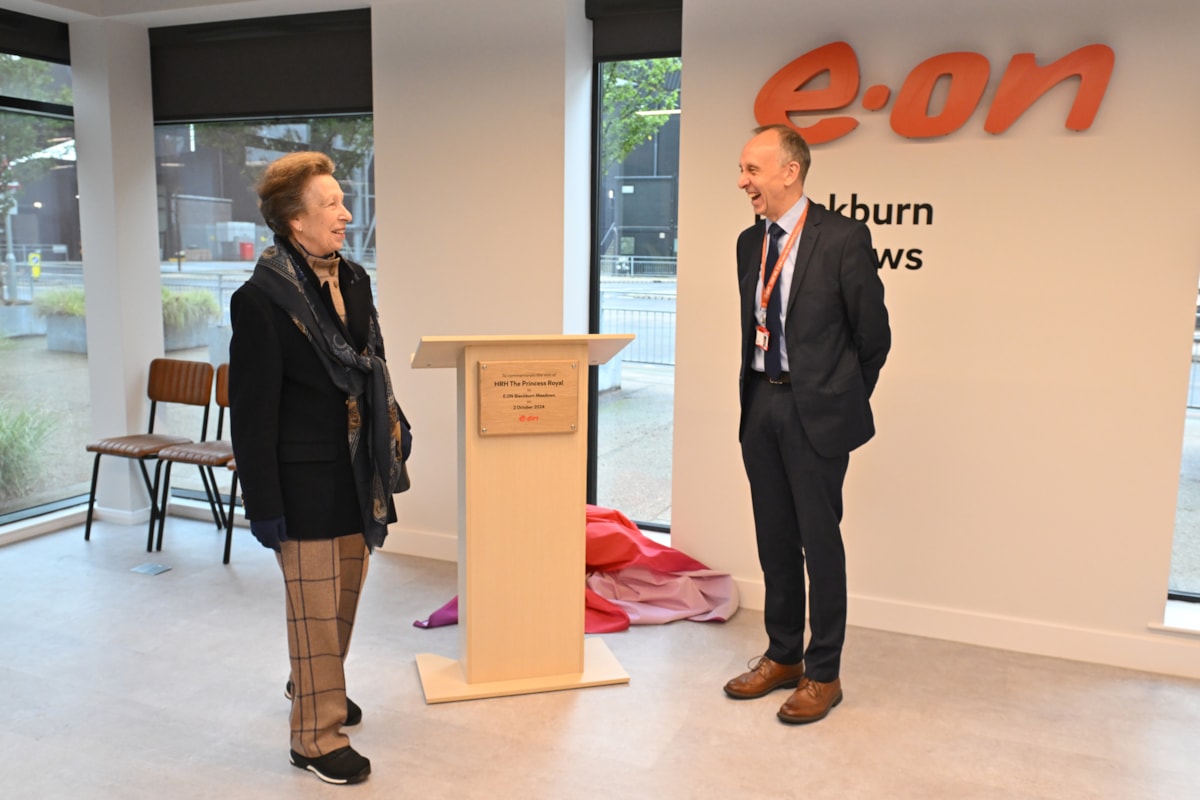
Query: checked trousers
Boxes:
[{"xmin": 277, "ymin": 533, "xmax": 369, "ymax": 757}]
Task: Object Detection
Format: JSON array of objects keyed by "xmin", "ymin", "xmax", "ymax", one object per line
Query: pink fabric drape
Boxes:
[{"xmin": 414, "ymin": 505, "xmax": 739, "ymax": 633}]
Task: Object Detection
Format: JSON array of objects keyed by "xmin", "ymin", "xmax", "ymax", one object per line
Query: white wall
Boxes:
[
  {"xmin": 370, "ymin": 0, "xmax": 591, "ymax": 559},
  {"xmin": 672, "ymin": 0, "xmax": 1200, "ymax": 676}
]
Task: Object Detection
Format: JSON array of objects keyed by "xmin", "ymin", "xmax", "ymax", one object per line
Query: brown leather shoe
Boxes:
[
  {"xmin": 777, "ymin": 676, "xmax": 843, "ymax": 724},
  {"xmin": 723, "ymin": 655, "xmax": 805, "ymax": 699}
]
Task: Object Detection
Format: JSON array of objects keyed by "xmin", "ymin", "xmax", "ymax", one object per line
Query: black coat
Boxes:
[
  {"xmin": 737, "ymin": 201, "xmax": 890, "ymax": 457},
  {"xmin": 228, "ymin": 241, "xmax": 396, "ymax": 539}
]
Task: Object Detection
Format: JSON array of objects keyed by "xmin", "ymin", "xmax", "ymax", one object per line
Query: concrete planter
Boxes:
[
  {"xmin": 0, "ymin": 304, "xmax": 47, "ymax": 338},
  {"xmin": 44, "ymin": 314, "xmax": 87, "ymax": 353},
  {"xmin": 207, "ymin": 325, "xmax": 232, "ymax": 365},
  {"xmin": 598, "ymin": 350, "xmax": 623, "ymax": 392},
  {"xmin": 163, "ymin": 320, "xmax": 208, "ymax": 352},
  {"xmin": 43, "ymin": 316, "xmax": 210, "ymax": 353}
]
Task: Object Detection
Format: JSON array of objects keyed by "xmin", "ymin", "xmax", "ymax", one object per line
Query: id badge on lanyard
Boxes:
[{"xmin": 755, "ymin": 206, "xmax": 806, "ymax": 352}]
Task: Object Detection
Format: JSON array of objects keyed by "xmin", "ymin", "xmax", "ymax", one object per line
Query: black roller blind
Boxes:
[
  {"xmin": 148, "ymin": 9, "xmax": 371, "ymax": 123},
  {"xmin": 0, "ymin": 8, "xmax": 70, "ymax": 64},
  {"xmin": 586, "ymin": 0, "xmax": 681, "ymax": 61}
]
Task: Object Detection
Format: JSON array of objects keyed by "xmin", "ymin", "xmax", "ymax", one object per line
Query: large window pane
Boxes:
[
  {"xmin": 594, "ymin": 58, "xmax": 680, "ymax": 528},
  {"xmin": 0, "ymin": 96, "xmax": 83, "ymax": 518},
  {"xmin": 153, "ymin": 117, "xmax": 375, "ymax": 501}
]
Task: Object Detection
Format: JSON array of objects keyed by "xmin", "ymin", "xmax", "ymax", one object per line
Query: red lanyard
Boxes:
[{"xmin": 759, "ymin": 203, "xmax": 808, "ymax": 317}]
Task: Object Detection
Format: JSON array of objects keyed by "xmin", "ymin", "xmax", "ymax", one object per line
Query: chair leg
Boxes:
[
  {"xmin": 139, "ymin": 457, "xmax": 162, "ymax": 539},
  {"xmin": 223, "ymin": 472, "xmax": 239, "ymax": 565},
  {"xmin": 147, "ymin": 460, "xmax": 164, "ymax": 554},
  {"xmin": 199, "ymin": 465, "xmax": 225, "ymax": 530},
  {"xmin": 154, "ymin": 461, "xmax": 175, "ymax": 553},
  {"xmin": 84, "ymin": 453, "xmax": 102, "ymax": 541}
]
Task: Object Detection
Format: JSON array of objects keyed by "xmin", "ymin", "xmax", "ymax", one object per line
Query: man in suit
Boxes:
[{"xmin": 722, "ymin": 125, "xmax": 890, "ymax": 724}]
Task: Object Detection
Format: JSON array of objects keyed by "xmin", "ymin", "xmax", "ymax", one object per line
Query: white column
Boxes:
[{"xmin": 70, "ymin": 19, "xmax": 165, "ymax": 523}]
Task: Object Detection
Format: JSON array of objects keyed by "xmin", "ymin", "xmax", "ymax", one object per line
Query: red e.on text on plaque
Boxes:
[{"xmin": 754, "ymin": 41, "xmax": 1115, "ymax": 144}]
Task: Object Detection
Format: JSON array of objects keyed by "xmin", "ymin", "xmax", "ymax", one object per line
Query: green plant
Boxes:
[
  {"xmin": 33, "ymin": 286, "xmax": 220, "ymax": 329},
  {"xmin": 599, "ymin": 58, "xmax": 680, "ymax": 177},
  {"xmin": 0, "ymin": 400, "xmax": 55, "ymax": 502},
  {"xmin": 33, "ymin": 286, "xmax": 86, "ymax": 317},
  {"xmin": 161, "ymin": 288, "xmax": 220, "ymax": 329}
]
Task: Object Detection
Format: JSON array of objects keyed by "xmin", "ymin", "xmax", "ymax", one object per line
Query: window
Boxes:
[
  {"xmin": 151, "ymin": 116, "xmax": 375, "ymax": 501},
  {"xmin": 592, "ymin": 58, "xmax": 680, "ymax": 528},
  {"xmin": 0, "ymin": 52, "xmax": 83, "ymax": 520}
]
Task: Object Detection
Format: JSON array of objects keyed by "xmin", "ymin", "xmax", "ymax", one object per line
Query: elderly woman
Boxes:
[{"xmin": 229, "ymin": 151, "xmax": 410, "ymax": 786}]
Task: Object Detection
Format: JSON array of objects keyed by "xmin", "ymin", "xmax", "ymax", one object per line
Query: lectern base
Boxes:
[{"xmin": 415, "ymin": 637, "xmax": 629, "ymax": 704}]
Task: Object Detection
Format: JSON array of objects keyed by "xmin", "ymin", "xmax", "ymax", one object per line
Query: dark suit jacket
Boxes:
[
  {"xmin": 737, "ymin": 201, "xmax": 890, "ymax": 457},
  {"xmin": 228, "ymin": 241, "xmax": 395, "ymax": 539}
]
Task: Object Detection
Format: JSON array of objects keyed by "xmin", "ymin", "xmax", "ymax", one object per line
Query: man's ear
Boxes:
[{"xmin": 784, "ymin": 160, "xmax": 801, "ymax": 187}]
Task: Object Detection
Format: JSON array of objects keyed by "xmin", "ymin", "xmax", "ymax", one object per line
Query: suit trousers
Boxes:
[
  {"xmin": 277, "ymin": 533, "xmax": 369, "ymax": 757},
  {"xmin": 740, "ymin": 375, "xmax": 849, "ymax": 682}
]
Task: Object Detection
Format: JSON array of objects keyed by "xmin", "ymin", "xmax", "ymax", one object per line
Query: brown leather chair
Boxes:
[
  {"xmin": 84, "ymin": 358, "xmax": 214, "ymax": 546},
  {"xmin": 150, "ymin": 363, "xmax": 236, "ymax": 562}
]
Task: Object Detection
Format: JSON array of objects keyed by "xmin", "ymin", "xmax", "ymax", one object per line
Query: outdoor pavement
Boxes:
[{"xmin": 596, "ymin": 362, "xmax": 674, "ymax": 525}]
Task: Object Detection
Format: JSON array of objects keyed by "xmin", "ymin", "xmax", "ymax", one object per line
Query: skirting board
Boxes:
[
  {"xmin": 732, "ymin": 577, "xmax": 1200, "ymax": 680},
  {"xmin": 0, "ymin": 507, "xmax": 86, "ymax": 548},
  {"xmin": 383, "ymin": 527, "xmax": 457, "ymax": 562},
  {"xmin": 849, "ymin": 593, "xmax": 1200, "ymax": 680},
  {"xmin": 416, "ymin": 637, "xmax": 629, "ymax": 703}
]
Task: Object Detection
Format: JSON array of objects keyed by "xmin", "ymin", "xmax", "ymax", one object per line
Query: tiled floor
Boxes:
[{"xmin": 4, "ymin": 517, "xmax": 1200, "ymax": 799}]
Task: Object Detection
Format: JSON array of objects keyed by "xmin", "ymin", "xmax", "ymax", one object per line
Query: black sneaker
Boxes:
[
  {"xmin": 345, "ymin": 697, "xmax": 362, "ymax": 727},
  {"xmin": 285, "ymin": 680, "xmax": 362, "ymax": 726},
  {"xmin": 290, "ymin": 746, "xmax": 371, "ymax": 785}
]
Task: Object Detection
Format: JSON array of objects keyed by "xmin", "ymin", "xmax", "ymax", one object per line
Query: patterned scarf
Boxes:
[{"xmin": 247, "ymin": 237, "xmax": 406, "ymax": 551}]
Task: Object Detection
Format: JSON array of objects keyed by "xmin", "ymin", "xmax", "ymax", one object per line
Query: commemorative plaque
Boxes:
[{"xmin": 477, "ymin": 360, "xmax": 579, "ymax": 436}]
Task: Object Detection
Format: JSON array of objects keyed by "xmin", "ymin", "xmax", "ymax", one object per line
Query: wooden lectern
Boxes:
[{"xmin": 411, "ymin": 334, "xmax": 633, "ymax": 703}]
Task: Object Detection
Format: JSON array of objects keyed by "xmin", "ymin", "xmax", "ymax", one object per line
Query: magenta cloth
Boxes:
[
  {"xmin": 412, "ymin": 596, "xmax": 458, "ymax": 629},
  {"xmin": 414, "ymin": 505, "xmax": 739, "ymax": 632}
]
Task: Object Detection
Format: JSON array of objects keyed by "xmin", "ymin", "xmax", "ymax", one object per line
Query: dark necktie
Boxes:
[{"xmin": 764, "ymin": 222, "xmax": 785, "ymax": 379}]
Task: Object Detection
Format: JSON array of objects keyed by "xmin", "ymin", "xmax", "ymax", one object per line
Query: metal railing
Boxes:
[
  {"xmin": 600, "ymin": 306, "xmax": 675, "ymax": 366},
  {"xmin": 599, "ymin": 255, "xmax": 677, "ymax": 277}
]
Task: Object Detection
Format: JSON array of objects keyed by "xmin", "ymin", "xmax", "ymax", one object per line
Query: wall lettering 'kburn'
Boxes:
[
  {"xmin": 827, "ymin": 193, "xmax": 932, "ymax": 271},
  {"xmin": 755, "ymin": 41, "xmax": 1115, "ymax": 144}
]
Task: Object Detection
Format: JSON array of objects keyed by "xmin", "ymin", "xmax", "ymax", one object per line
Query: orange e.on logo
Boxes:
[{"xmin": 754, "ymin": 41, "xmax": 1115, "ymax": 144}]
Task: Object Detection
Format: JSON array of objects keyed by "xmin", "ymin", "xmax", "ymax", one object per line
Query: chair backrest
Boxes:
[
  {"xmin": 146, "ymin": 358, "xmax": 215, "ymax": 439},
  {"xmin": 213, "ymin": 363, "xmax": 230, "ymax": 439},
  {"xmin": 148, "ymin": 358, "xmax": 215, "ymax": 406},
  {"xmin": 215, "ymin": 362, "xmax": 229, "ymax": 409}
]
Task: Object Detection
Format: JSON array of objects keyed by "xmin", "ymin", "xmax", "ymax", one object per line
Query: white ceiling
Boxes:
[{"xmin": 2, "ymin": 0, "xmax": 366, "ymax": 26}]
